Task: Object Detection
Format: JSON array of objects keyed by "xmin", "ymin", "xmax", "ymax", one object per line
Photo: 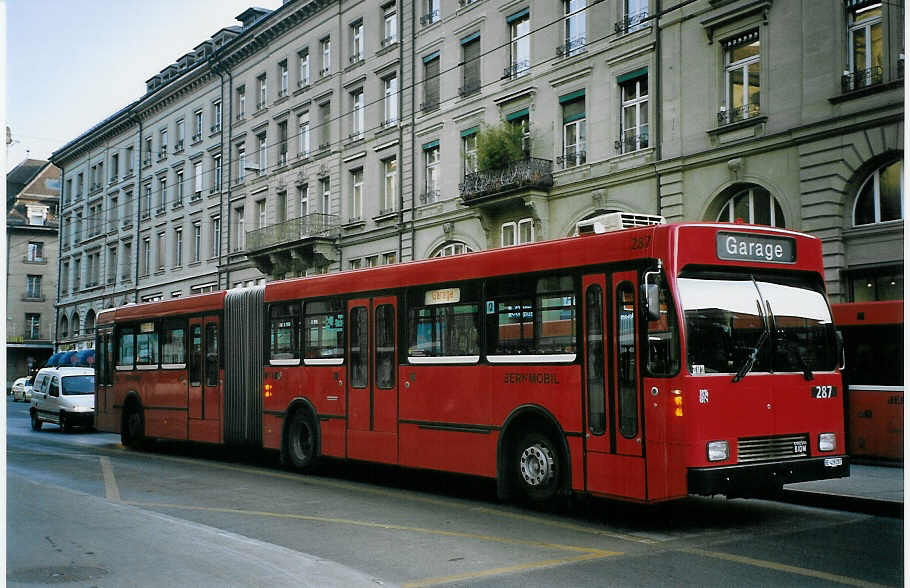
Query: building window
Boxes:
[
  {"xmin": 277, "ymin": 122, "xmax": 288, "ymax": 166},
  {"xmin": 298, "ymin": 49, "xmax": 310, "ymax": 87},
  {"xmin": 383, "ymin": 75, "xmax": 398, "ymax": 125},
  {"xmin": 277, "ymin": 190, "xmax": 288, "ymax": 223},
  {"xmin": 562, "ymin": 0, "xmax": 586, "ymax": 56},
  {"xmin": 157, "ymin": 232, "xmax": 166, "ymax": 271},
  {"xmin": 502, "ymin": 218, "xmax": 534, "ymax": 246},
  {"xmin": 846, "ymin": 2, "xmax": 883, "ymax": 91},
  {"xmin": 211, "ymin": 216, "xmax": 221, "ymax": 258},
  {"xmin": 421, "ymin": 0, "xmax": 439, "ymax": 25},
  {"xmin": 192, "ymin": 222, "xmax": 201, "ymax": 263},
  {"xmin": 213, "ymin": 101, "xmax": 223, "ymax": 132},
  {"xmin": 507, "ymin": 10, "xmax": 530, "ymax": 79},
  {"xmin": 350, "ymin": 169, "xmax": 363, "ymax": 221},
  {"xmin": 320, "ymin": 178, "xmax": 331, "ymax": 213},
  {"xmin": 108, "ymin": 246, "xmax": 117, "ymax": 284},
  {"xmin": 279, "ymin": 60, "xmax": 288, "ymax": 97},
  {"xmin": 193, "ymin": 110, "xmax": 203, "ymax": 142},
  {"xmin": 298, "ymin": 116, "xmax": 310, "ymax": 156},
  {"xmin": 423, "ymin": 142, "xmax": 440, "ymax": 203},
  {"xmin": 321, "ymin": 37, "xmax": 332, "ymax": 76},
  {"xmin": 175, "ymin": 227, "xmax": 183, "ymax": 267},
  {"xmin": 432, "ymin": 241, "xmax": 473, "ymax": 257},
  {"xmin": 715, "ymin": 185, "xmax": 785, "ymax": 227},
  {"xmin": 297, "ymin": 185, "xmax": 309, "ymax": 217},
  {"xmin": 853, "ymin": 159, "xmax": 903, "ymax": 225},
  {"xmin": 110, "ymin": 153, "xmax": 120, "ymax": 181},
  {"xmin": 26, "ymin": 314, "xmax": 40, "ymax": 339},
  {"xmin": 460, "ymin": 34, "xmax": 480, "ymax": 96},
  {"xmin": 27, "ymin": 241, "xmax": 44, "ymax": 262},
  {"xmin": 126, "ymin": 147, "xmax": 134, "ymax": 173},
  {"xmin": 619, "ymin": 0, "xmax": 649, "ymax": 34},
  {"xmin": 382, "ymin": 251, "xmax": 397, "ymax": 265},
  {"xmin": 194, "ymin": 161, "xmax": 203, "ymax": 196},
  {"xmin": 26, "ymin": 275, "xmax": 41, "ymax": 298},
  {"xmin": 158, "ymin": 177, "xmax": 167, "ymax": 213},
  {"xmin": 561, "ymin": 91, "xmax": 586, "ymax": 168},
  {"xmin": 350, "ymin": 19, "xmax": 364, "ymax": 62},
  {"xmin": 121, "ymin": 243, "xmax": 131, "ymax": 282},
  {"xmin": 720, "ymin": 31, "xmax": 760, "ymax": 124},
  {"xmin": 507, "ymin": 109, "xmax": 531, "ymax": 156},
  {"xmin": 618, "ymin": 73, "xmax": 648, "ymax": 153},
  {"xmin": 237, "ymin": 86, "xmax": 246, "ymax": 117},
  {"xmin": 462, "ymin": 129, "xmax": 478, "ymax": 176},
  {"xmin": 237, "ymin": 145, "xmax": 246, "ymax": 182},
  {"xmin": 213, "ymin": 154, "xmax": 222, "ymax": 190},
  {"xmin": 258, "ymin": 133, "xmax": 268, "ymax": 174},
  {"xmin": 350, "ymin": 259, "xmax": 362, "ymax": 270},
  {"xmin": 143, "ymin": 183, "xmax": 152, "ymax": 218},
  {"xmin": 257, "ymin": 74, "xmax": 268, "ymax": 110},
  {"xmin": 159, "ymin": 130, "xmax": 168, "ymax": 158},
  {"xmin": 257, "ymin": 200, "xmax": 267, "ymax": 229},
  {"xmin": 350, "ymin": 89, "xmax": 364, "ymax": 139},
  {"xmin": 383, "ymin": 3, "xmax": 397, "ymax": 45},
  {"xmin": 175, "ymin": 120, "xmax": 185, "ymax": 151},
  {"xmin": 422, "ymin": 52, "xmax": 440, "ymax": 112},
  {"xmin": 234, "ymin": 207, "xmax": 245, "ymax": 251},
  {"xmin": 365, "ymin": 255, "xmax": 379, "ymax": 268},
  {"xmin": 318, "ymin": 102, "xmax": 332, "ymax": 148},
  {"xmin": 382, "ymin": 158, "xmax": 397, "ymax": 213},
  {"xmin": 850, "ymin": 267, "xmax": 903, "ymax": 302},
  {"xmin": 109, "ymin": 196, "xmax": 118, "ymax": 227},
  {"xmin": 142, "ymin": 236, "xmax": 151, "ymax": 275}
]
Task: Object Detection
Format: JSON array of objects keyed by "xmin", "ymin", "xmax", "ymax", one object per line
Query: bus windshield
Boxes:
[{"xmin": 677, "ymin": 271, "xmax": 837, "ymax": 377}]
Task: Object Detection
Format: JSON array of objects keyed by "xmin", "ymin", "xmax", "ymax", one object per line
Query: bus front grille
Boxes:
[{"xmin": 737, "ymin": 434, "xmax": 809, "ymax": 463}]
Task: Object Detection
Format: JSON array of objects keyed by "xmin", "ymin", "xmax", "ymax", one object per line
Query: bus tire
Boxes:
[
  {"xmin": 514, "ymin": 432, "xmax": 561, "ymax": 504},
  {"xmin": 286, "ymin": 411, "xmax": 318, "ymax": 472},
  {"xmin": 121, "ymin": 404, "xmax": 145, "ymax": 449}
]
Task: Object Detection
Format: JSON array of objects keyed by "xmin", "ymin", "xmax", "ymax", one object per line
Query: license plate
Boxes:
[{"xmin": 824, "ymin": 457, "xmax": 843, "ymax": 468}]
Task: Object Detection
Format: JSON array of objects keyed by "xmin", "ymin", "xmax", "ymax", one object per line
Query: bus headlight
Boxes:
[
  {"xmin": 818, "ymin": 433, "xmax": 836, "ymax": 452},
  {"xmin": 707, "ymin": 440, "xmax": 729, "ymax": 462}
]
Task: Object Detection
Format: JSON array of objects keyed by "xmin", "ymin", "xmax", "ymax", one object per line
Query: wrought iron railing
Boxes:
[
  {"xmin": 556, "ymin": 37, "xmax": 586, "ymax": 57},
  {"xmin": 615, "ymin": 10, "xmax": 649, "ymax": 34},
  {"xmin": 420, "ymin": 9, "xmax": 439, "ymax": 26},
  {"xmin": 459, "ymin": 82, "xmax": 481, "ymax": 97},
  {"xmin": 246, "ymin": 213, "xmax": 339, "ymax": 251},
  {"xmin": 614, "ymin": 129, "xmax": 649, "ymax": 153},
  {"xmin": 460, "ymin": 158, "xmax": 553, "ymax": 202},
  {"xmin": 841, "ymin": 65, "xmax": 884, "ymax": 93},
  {"xmin": 717, "ymin": 102, "xmax": 760, "ymax": 125},
  {"xmin": 419, "ymin": 190, "xmax": 440, "ymax": 204},
  {"xmin": 557, "ymin": 151, "xmax": 586, "ymax": 169},
  {"xmin": 503, "ymin": 60, "xmax": 530, "ymax": 79}
]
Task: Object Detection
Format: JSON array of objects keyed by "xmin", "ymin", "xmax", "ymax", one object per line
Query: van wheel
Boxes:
[
  {"xmin": 121, "ymin": 406, "xmax": 144, "ymax": 448},
  {"xmin": 30, "ymin": 410, "xmax": 42, "ymax": 431},
  {"xmin": 286, "ymin": 411, "xmax": 317, "ymax": 471},
  {"xmin": 514, "ymin": 432, "xmax": 561, "ymax": 503},
  {"xmin": 60, "ymin": 412, "xmax": 72, "ymax": 433}
]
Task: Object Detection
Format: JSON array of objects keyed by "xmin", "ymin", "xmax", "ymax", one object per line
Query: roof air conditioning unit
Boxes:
[{"xmin": 576, "ymin": 212, "xmax": 666, "ymax": 235}]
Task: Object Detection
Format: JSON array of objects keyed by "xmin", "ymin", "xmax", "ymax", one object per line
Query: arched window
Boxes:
[
  {"xmin": 715, "ymin": 185, "xmax": 785, "ymax": 227},
  {"xmin": 853, "ymin": 159, "xmax": 903, "ymax": 226},
  {"xmin": 71, "ymin": 313, "xmax": 80, "ymax": 337},
  {"xmin": 84, "ymin": 310, "xmax": 96, "ymax": 334},
  {"xmin": 432, "ymin": 241, "xmax": 474, "ymax": 257},
  {"xmin": 59, "ymin": 315, "xmax": 69, "ymax": 338}
]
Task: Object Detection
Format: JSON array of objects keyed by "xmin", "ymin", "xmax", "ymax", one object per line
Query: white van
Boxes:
[{"xmin": 30, "ymin": 366, "xmax": 95, "ymax": 432}]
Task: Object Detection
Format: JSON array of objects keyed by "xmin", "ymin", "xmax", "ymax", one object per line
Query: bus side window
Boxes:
[
  {"xmin": 350, "ymin": 307, "xmax": 368, "ymax": 388},
  {"xmin": 304, "ymin": 299, "xmax": 345, "ymax": 362},
  {"xmin": 375, "ymin": 305, "xmax": 395, "ymax": 389},
  {"xmin": 205, "ymin": 322, "xmax": 218, "ymax": 387},
  {"xmin": 117, "ymin": 327, "xmax": 135, "ymax": 369},
  {"xmin": 269, "ymin": 302, "xmax": 300, "ymax": 362},
  {"xmin": 162, "ymin": 319, "xmax": 187, "ymax": 365},
  {"xmin": 136, "ymin": 322, "xmax": 159, "ymax": 366},
  {"xmin": 586, "ymin": 285, "xmax": 606, "ymax": 435},
  {"xmin": 189, "ymin": 324, "xmax": 202, "ymax": 386},
  {"xmin": 616, "ymin": 282, "xmax": 637, "ymax": 438},
  {"xmin": 646, "ymin": 278, "xmax": 680, "ymax": 377}
]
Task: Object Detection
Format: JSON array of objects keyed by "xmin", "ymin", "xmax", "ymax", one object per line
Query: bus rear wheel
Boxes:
[
  {"xmin": 121, "ymin": 406, "xmax": 144, "ymax": 448},
  {"xmin": 286, "ymin": 411, "xmax": 317, "ymax": 472},
  {"xmin": 514, "ymin": 432, "xmax": 561, "ymax": 503}
]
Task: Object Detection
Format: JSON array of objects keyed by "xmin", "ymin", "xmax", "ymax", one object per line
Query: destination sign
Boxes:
[{"xmin": 716, "ymin": 232, "xmax": 796, "ymax": 264}]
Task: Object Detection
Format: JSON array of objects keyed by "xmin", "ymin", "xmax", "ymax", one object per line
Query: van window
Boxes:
[{"xmin": 48, "ymin": 376, "xmax": 60, "ymax": 397}]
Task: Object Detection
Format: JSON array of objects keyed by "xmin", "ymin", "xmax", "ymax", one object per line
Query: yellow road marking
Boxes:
[
  {"xmin": 100, "ymin": 456, "xmax": 121, "ymax": 502},
  {"xmin": 679, "ymin": 547, "xmax": 890, "ymax": 588},
  {"xmin": 402, "ymin": 552, "xmax": 611, "ymax": 587},
  {"xmin": 124, "ymin": 500, "xmax": 621, "ymax": 557},
  {"xmin": 469, "ymin": 505, "xmax": 659, "ymax": 545}
]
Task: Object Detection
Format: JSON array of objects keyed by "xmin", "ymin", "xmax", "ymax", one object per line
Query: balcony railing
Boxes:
[
  {"xmin": 420, "ymin": 100, "xmax": 439, "ymax": 113},
  {"xmin": 246, "ymin": 213, "xmax": 339, "ymax": 251},
  {"xmin": 614, "ymin": 129, "xmax": 649, "ymax": 153},
  {"xmin": 460, "ymin": 158, "xmax": 553, "ymax": 203},
  {"xmin": 419, "ymin": 190, "xmax": 440, "ymax": 204},
  {"xmin": 841, "ymin": 65, "xmax": 884, "ymax": 93},
  {"xmin": 717, "ymin": 102, "xmax": 760, "ymax": 125},
  {"xmin": 557, "ymin": 151, "xmax": 587, "ymax": 169},
  {"xmin": 502, "ymin": 60, "xmax": 530, "ymax": 80},
  {"xmin": 420, "ymin": 9, "xmax": 439, "ymax": 26},
  {"xmin": 556, "ymin": 37, "xmax": 586, "ymax": 57},
  {"xmin": 459, "ymin": 82, "xmax": 481, "ymax": 98},
  {"xmin": 381, "ymin": 36, "xmax": 397, "ymax": 47},
  {"xmin": 615, "ymin": 10, "xmax": 649, "ymax": 34}
]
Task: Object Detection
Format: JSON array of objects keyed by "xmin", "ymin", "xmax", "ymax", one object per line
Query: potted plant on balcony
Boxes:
[{"xmin": 476, "ymin": 122, "xmax": 525, "ymax": 172}]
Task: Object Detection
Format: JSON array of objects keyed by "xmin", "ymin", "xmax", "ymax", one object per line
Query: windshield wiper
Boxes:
[
  {"xmin": 732, "ymin": 299, "xmax": 769, "ymax": 383},
  {"xmin": 764, "ymin": 300, "xmax": 814, "ymax": 381}
]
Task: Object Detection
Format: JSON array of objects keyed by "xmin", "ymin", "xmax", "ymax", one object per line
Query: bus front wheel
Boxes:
[
  {"xmin": 286, "ymin": 411, "xmax": 317, "ymax": 472},
  {"xmin": 121, "ymin": 406, "xmax": 144, "ymax": 448},
  {"xmin": 514, "ymin": 432, "xmax": 561, "ymax": 503}
]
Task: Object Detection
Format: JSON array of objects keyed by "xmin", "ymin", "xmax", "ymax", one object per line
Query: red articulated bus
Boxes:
[
  {"xmin": 94, "ymin": 214, "xmax": 849, "ymax": 504},
  {"xmin": 832, "ymin": 300, "xmax": 903, "ymax": 462}
]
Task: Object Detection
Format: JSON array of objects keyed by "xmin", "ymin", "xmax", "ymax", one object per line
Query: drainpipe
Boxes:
[
  {"xmin": 214, "ymin": 62, "xmax": 228, "ymax": 290},
  {"xmin": 133, "ymin": 116, "xmax": 143, "ymax": 303},
  {"xmin": 54, "ymin": 164, "xmax": 64, "ymax": 352},
  {"xmin": 409, "ymin": 0, "xmax": 417, "ymax": 262},
  {"xmin": 396, "ymin": 2, "xmax": 404, "ymax": 263},
  {"xmin": 654, "ymin": 0, "xmax": 663, "ymax": 217},
  {"xmin": 224, "ymin": 66, "xmax": 234, "ymax": 289}
]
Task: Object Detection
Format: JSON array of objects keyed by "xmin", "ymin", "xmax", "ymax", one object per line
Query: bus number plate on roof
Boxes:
[{"xmin": 716, "ymin": 232, "xmax": 796, "ymax": 264}]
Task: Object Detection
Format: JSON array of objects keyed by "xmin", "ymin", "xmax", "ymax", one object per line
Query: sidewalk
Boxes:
[{"xmin": 780, "ymin": 464, "xmax": 903, "ymax": 517}]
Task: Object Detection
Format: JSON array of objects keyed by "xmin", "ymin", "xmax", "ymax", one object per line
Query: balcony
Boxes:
[
  {"xmin": 842, "ymin": 65, "xmax": 883, "ymax": 93},
  {"xmin": 717, "ymin": 103, "xmax": 760, "ymax": 126},
  {"xmin": 502, "ymin": 60, "xmax": 530, "ymax": 80},
  {"xmin": 460, "ymin": 158, "xmax": 553, "ymax": 205},
  {"xmin": 556, "ymin": 37, "xmax": 586, "ymax": 58},
  {"xmin": 615, "ymin": 10, "xmax": 649, "ymax": 35},
  {"xmin": 614, "ymin": 130, "xmax": 649, "ymax": 154},
  {"xmin": 245, "ymin": 213, "xmax": 340, "ymax": 278},
  {"xmin": 557, "ymin": 151, "xmax": 587, "ymax": 169},
  {"xmin": 420, "ymin": 10, "xmax": 439, "ymax": 26}
]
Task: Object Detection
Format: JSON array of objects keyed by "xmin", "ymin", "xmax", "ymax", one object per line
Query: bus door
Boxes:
[
  {"xmin": 188, "ymin": 315, "xmax": 222, "ymax": 443},
  {"xmin": 346, "ymin": 296, "xmax": 398, "ymax": 464},
  {"xmin": 582, "ymin": 270, "xmax": 645, "ymax": 499}
]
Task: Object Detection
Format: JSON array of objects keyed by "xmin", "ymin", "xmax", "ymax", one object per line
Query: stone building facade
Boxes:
[{"xmin": 50, "ymin": 0, "xmax": 903, "ymax": 350}]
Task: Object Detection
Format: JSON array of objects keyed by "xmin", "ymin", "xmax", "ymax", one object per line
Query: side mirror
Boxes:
[{"xmin": 645, "ymin": 283, "xmax": 661, "ymax": 322}]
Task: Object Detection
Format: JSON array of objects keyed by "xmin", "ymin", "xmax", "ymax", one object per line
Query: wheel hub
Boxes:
[{"xmin": 519, "ymin": 444, "xmax": 554, "ymax": 487}]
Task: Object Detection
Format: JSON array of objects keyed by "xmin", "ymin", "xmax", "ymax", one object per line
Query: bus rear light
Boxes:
[
  {"xmin": 264, "ymin": 383, "xmax": 273, "ymax": 398},
  {"xmin": 707, "ymin": 440, "xmax": 729, "ymax": 462},
  {"xmin": 672, "ymin": 389, "xmax": 683, "ymax": 417},
  {"xmin": 818, "ymin": 433, "xmax": 836, "ymax": 452}
]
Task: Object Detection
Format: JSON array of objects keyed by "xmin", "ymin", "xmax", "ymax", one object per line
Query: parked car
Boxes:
[
  {"xmin": 29, "ymin": 366, "xmax": 95, "ymax": 432},
  {"xmin": 11, "ymin": 377, "xmax": 34, "ymax": 402}
]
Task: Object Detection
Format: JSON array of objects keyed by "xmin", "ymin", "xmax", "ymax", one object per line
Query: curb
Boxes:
[{"xmin": 778, "ymin": 489, "xmax": 903, "ymax": 518}]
